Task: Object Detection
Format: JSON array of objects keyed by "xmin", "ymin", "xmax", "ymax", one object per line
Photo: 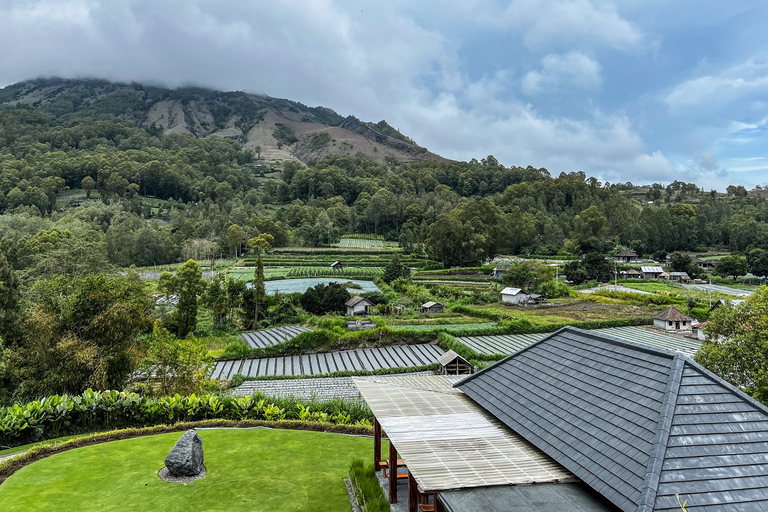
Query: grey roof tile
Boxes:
[{"xmin": 455, "ymin": 326, "xmax": 768, "ymax": 512}]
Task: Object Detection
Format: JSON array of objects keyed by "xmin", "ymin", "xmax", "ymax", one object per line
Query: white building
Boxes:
[{"xmin": 501, "ymin": 287, "xmax": 529, "ymax": 305}]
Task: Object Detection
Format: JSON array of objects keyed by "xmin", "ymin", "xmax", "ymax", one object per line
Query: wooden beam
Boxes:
[
  {"xmin": 374, "ymin": 417, "xmax": 381, "ymax": 471},
  {"xmin": 408, "ymin": 472, "xmax": 417, "ymax": 512},
  {"xmin": 389, "ymin": 438, "xmax": 397, "ymax": 503}
]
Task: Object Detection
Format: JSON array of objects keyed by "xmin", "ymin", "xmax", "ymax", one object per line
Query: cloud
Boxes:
[
  {"xmin": 521, "ymin": 51, "xmax": 602, "ymax": 94},
  {"xmin": 666, "ymin": 55, "xmax": 768, "ymax": 115},
  {"xmin": 500, "ymin": 0, "xmax": 643, "ymax": 50}
]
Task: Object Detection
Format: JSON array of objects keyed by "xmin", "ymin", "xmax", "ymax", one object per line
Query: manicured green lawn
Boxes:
[{"xmin": 0, "ymin": 429, "xmax": 381, "ymax": 512}]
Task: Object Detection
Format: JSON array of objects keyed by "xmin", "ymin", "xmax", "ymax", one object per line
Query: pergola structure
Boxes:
[{"xmin": 354, "ymin": 375, "xmax": 576, "ymax": 511}]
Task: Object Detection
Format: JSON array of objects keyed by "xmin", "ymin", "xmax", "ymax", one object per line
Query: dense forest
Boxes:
[{"xmin": 1, "ymin": 108, "xmax": 768, "ymax": 273}]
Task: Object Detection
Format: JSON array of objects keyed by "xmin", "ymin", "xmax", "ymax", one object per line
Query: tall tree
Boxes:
[
  {"xmin": 0, "ymin": 249, "xmax": 23, "ymax": 346},
  {"xmin": 247, "ymin": 233, "xmax": 274, "ymax": 329},
  {"xmin": 695, "ymin": 287, "xmax": 768, "ymax": 403},
  {"xmin": 81, "ymin": 175, "xmax": 96, "ymax": 199},
  {"xmin": 226, "ymin": 224, "xmax": 245, "ymax": 260},
  {"xmin": 138, "ymin": 326, "xmax": 212, "ymax": 396},
  {"xmin": 159, "ymin": 260, "xmax": 207, "ymax": 336}
]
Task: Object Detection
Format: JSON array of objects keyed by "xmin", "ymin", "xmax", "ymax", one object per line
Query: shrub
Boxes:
[{"xmin": 349, "ymin": 458, "xmax": 390, "ymax": 512}]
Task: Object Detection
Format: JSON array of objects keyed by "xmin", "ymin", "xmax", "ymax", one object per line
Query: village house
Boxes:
[
  {"xmin": 355, "ymin": 327, "xmax": 768, "ymax": 511},
  {"xmin": 653, "ymin": 305, "xmax": 694, "ymax": 332},
  {"xmin": 420, "ymin": 301, "xmax": 444, "ymax": 314},
  {"xmin": 330, "ymin": 260, "xmax": 344, "ymax": 270},
  {"xmin": 614, "ymin": 249, "xmax": 638, "ymax": 263},
  {"xmin": 641, "ymin": 265, "xmax": 664, "ymax": 279},
  {"xmin": 500, "ymin": 287, "xmax": 529, "ymax": 305},
  {"xmin": 345, "ymin": 295, "xmax": 372, "ymax": 316}
]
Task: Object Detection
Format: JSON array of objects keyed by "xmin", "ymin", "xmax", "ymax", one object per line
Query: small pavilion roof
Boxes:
[
  {"xmin": 653, "ymin": 306, "xmax": 693, "ymax": 322},
  {"xmin": 353, "ymin": 375, "xmax": 574, "ymax": 492}
]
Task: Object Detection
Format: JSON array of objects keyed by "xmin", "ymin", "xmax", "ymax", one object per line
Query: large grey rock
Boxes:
[{"xmin": 164, "ymin": 429, "xmax": 204, "ymax": 477}]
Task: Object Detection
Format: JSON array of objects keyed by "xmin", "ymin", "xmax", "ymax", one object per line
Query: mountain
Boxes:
[{"xmin": 0, "ymin": 77, "xmax": 447, "ymax": 166}]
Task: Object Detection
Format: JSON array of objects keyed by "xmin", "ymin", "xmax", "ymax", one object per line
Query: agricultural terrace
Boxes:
[
  {"xmin": 0, "ymin": 429, "xmax": 381, "ymax": 512},
  {"xmin": 286, "ymin": 267, "xmax": 383, "ymax": 279},
  {"xmin": 334, "ymin": 237, "xmax": 385, "ymax": 249}
]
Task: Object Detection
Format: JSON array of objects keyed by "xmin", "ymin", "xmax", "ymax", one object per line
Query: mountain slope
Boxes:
[{"xmin": 0, "ymin": 77, "xmax": 446, "ymax": 166}]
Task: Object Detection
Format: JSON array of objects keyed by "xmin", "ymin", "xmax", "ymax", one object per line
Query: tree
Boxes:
[
  {"xmin": 748, "ymin": 248, "xmax": 768, "ymax": 277},
  {"xmin": 563, "ymin": 260, "xmax": 588, "ymax": 285},
  {"xmin": 300, "ymin": 282, "xmax": 350, "ymax": 315},
  {"xmin": 81, "ymin": 176, "xmax": 96, "ymax": 199},
  {"xmin": 502, "ymin": 261, "xmax": 536, "ymax": 290},
  {"xmin": 383, "ymin": 254, "xmax": 411, "ymax": 284},
  {"xmin": 247, "ymin": 233, "xmax": 274, "ymax": 329},
  {"xmin": 695, "ymin": 287, "xmax": 768, "ymax": 403},
  {"xmin": 14, "ymin": 274, "xmax": 151, "ymax": 397},
  {"xmin": 583, "ymin": 253, "xmax": 612, "ymax": 282},
  {"xmin": 138, "ymin": 326, "xmax": 213, "ymax": 396},
  {"xmin": 226, "ymin": 224, "xmax": 245, "ymax": 260},
  {"xmin": 159, "ymin": 260, "xmax": 207, "ymax": 336},
  {"xmin": 714, "ymin": 255, "xmax": 748, "ymax": 280},
  {"xmin": 0, "ymin": 248, "xmax": 24, "ymax": 346},
  {"xmin": 669, "ymin": 252, "xmax": 700, "ymax": 279}
]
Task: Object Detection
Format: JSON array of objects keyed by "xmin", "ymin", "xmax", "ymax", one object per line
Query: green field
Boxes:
[
  {"xmin": 286, "ymin": 267, "xmax": 383, "ymax": 279},
  {"xmin": 0, "ymin": 429, "xmax": 382, "ymax": 512},
  {"xmin": 227, "ymin": 267, "xmax": 289, "ymax": 281},
  {"xmin": 386, "ymin": 322, "xmax": 497, "ymax": 332},
  {"xmin": 334, "ymin": 237, "xmax": 385, "ymax": 249}
]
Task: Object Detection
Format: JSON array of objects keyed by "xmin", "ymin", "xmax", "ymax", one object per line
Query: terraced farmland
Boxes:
[
  {"xmin": 387, "ymin": 322, "xmax": 497, "ymax": 333},
  {"xmin": 456, "ymin": 326, "xmax": 701, "ymax": 357},
  {"xmin": 286, "ymin": 267, "xmax": 384, "ymax": 279},
  {"xmin": 212, "ymin": 343, "xmax": 444, "ymax": 378},
  {"xmin": 241, "ymin": 325, "xmax": 312, "ymax": 348},
  {"xmin": 334, "ymin": 237, "xmax": 385, "ymax": 249}
]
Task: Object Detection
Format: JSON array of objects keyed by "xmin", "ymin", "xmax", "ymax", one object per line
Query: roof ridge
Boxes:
[{"xmin": 636, "ymin": 354, "xmax": 685, "ymax": 512}]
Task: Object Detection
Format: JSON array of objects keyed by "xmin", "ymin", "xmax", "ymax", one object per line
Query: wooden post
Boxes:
[
  {"xmin": 389, "ymin": 438, "xmax": 398, "ymax": 503},
  {"xmin": 408, "ymin": 472, "xmax": 418, "ymax": 512},
  {"xmin": 374, "ymin": 417, "xmax": 382, "ymax": 471}
]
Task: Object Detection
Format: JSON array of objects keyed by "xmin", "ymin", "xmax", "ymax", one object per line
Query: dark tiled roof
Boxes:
[
  {"xmin": 438, "ymin": 482, "xmax": 617, "ymax": 512},
  {"xmin": 653, "ymin": 306, "xmax": 693, "ymax": 322},
  {"xmin": 616, "ymin": 250, "xmax": 638, "ymax": 257},
  {"xmin": 455, "ymin": 327, "xmax": 768, "ymax": 512}
]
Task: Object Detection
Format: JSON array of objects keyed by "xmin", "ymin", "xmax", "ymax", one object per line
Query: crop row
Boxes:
[
  {"xmin": 334, "ymin": 238, "xmax": 385, "ymax": 249},
  {"xmin": 385, "ymin": 322, "xmax": 498, "ymax": 333},
  {"xmin": 286, "ymin": 267, "xmax": 384, "ymax": 278}
]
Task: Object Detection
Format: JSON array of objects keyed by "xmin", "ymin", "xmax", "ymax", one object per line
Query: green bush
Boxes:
[
  {"xmin": 0, "ymin": 389, "xmax": 372, "ymax": 448},
  {"xmin": 350, "ymin": 458, "xmax": 390, "ymax": 512}
]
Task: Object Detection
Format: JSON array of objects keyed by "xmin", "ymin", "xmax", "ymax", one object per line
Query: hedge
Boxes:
[
  {"xmin": 0, "ymin": 420, "xmax": 375, "ymax": 484},
  {"xmin": 0, "ymin": 389, "xmax": 373, "ymax": 449}
]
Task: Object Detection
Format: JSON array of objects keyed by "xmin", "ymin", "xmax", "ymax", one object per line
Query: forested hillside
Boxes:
[
  {"xmin": 1, "ymin": 105, "xmax": 768, "ymax": 273},
  {"xmin": 0, "ymin": 78, "xmax": 444, "ymax": 166}
]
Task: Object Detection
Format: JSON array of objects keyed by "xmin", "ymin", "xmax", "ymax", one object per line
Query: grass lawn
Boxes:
[{"xmin": 0, "ymin": 429, "xmax": 383, "ymax": 512}]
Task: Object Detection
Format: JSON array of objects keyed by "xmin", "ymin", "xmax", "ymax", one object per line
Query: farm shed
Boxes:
[
  {"xmin": 500, "ymin": 287, "xmax": 529, "ymax": 305},
  {"xmin": 640, "ymin": 265, "xmax": 663, "ymax": 279},
  {"xmin": 614, "ymin": 249, "xmax": 638, "ymax": 263},
  {"xmin": 330, "ymin": 260, "xmax": 344, "ymax": 270},
  {"xmin": 456, "ymin": 326, "xmax": 768, "ymax": 512},
  {"xmin": 491, "ymin": 264, "xmax": 509, "ymax": 279},
  {"xmin": 667, "ymin": 271, "xmax": 690, "ymax": 282},
  {"xmin": 619, "ymin": 268, "xmax": 642, "ymax": 279},
  {"xmin": 420, "ymin": 301, "xmax": 444, "ymax": 314},
  {"xmin": 437, "ymin": 350, "xmax": 473, "ymax": 375},
  {"xmin": 345, "ymin": 295, "xmax": 372, "ymax": 316},
  {"xmin": 653, "ymin": 305, "xmax": 694, "ymax": 332}
]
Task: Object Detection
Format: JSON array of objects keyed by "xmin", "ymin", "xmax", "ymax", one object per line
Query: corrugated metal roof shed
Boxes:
[
  {"xmin": 212, "ymin": 343, "xmax": 444, "ymax": 379},
  {"xmin": 240, "ymin": 325, "xmax": 311, "ymax": 348},
  {"xmin": 640, "ymin": 266, "xmax": 664, "ymax": 273},
  {"xmin": 456, "ymin": 327, "xmax": 768, "ymax": 512},
  {"xmin": 456, "ymin": 326, "xmax": 700, "ymax": 358},
  {"xmin": 354, "ymin": 375, "xmax": 575, "ymax": 492}
]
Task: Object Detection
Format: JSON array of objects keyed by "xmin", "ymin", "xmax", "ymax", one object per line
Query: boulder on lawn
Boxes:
[{"xmin": 164, "ymin": 429, "xmax": 205, "ymax": 477}]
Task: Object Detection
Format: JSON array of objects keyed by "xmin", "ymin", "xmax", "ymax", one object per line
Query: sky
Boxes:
[{"xmin": 1, "ymin": 0, "xmax": 768, "ymax": 190}]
